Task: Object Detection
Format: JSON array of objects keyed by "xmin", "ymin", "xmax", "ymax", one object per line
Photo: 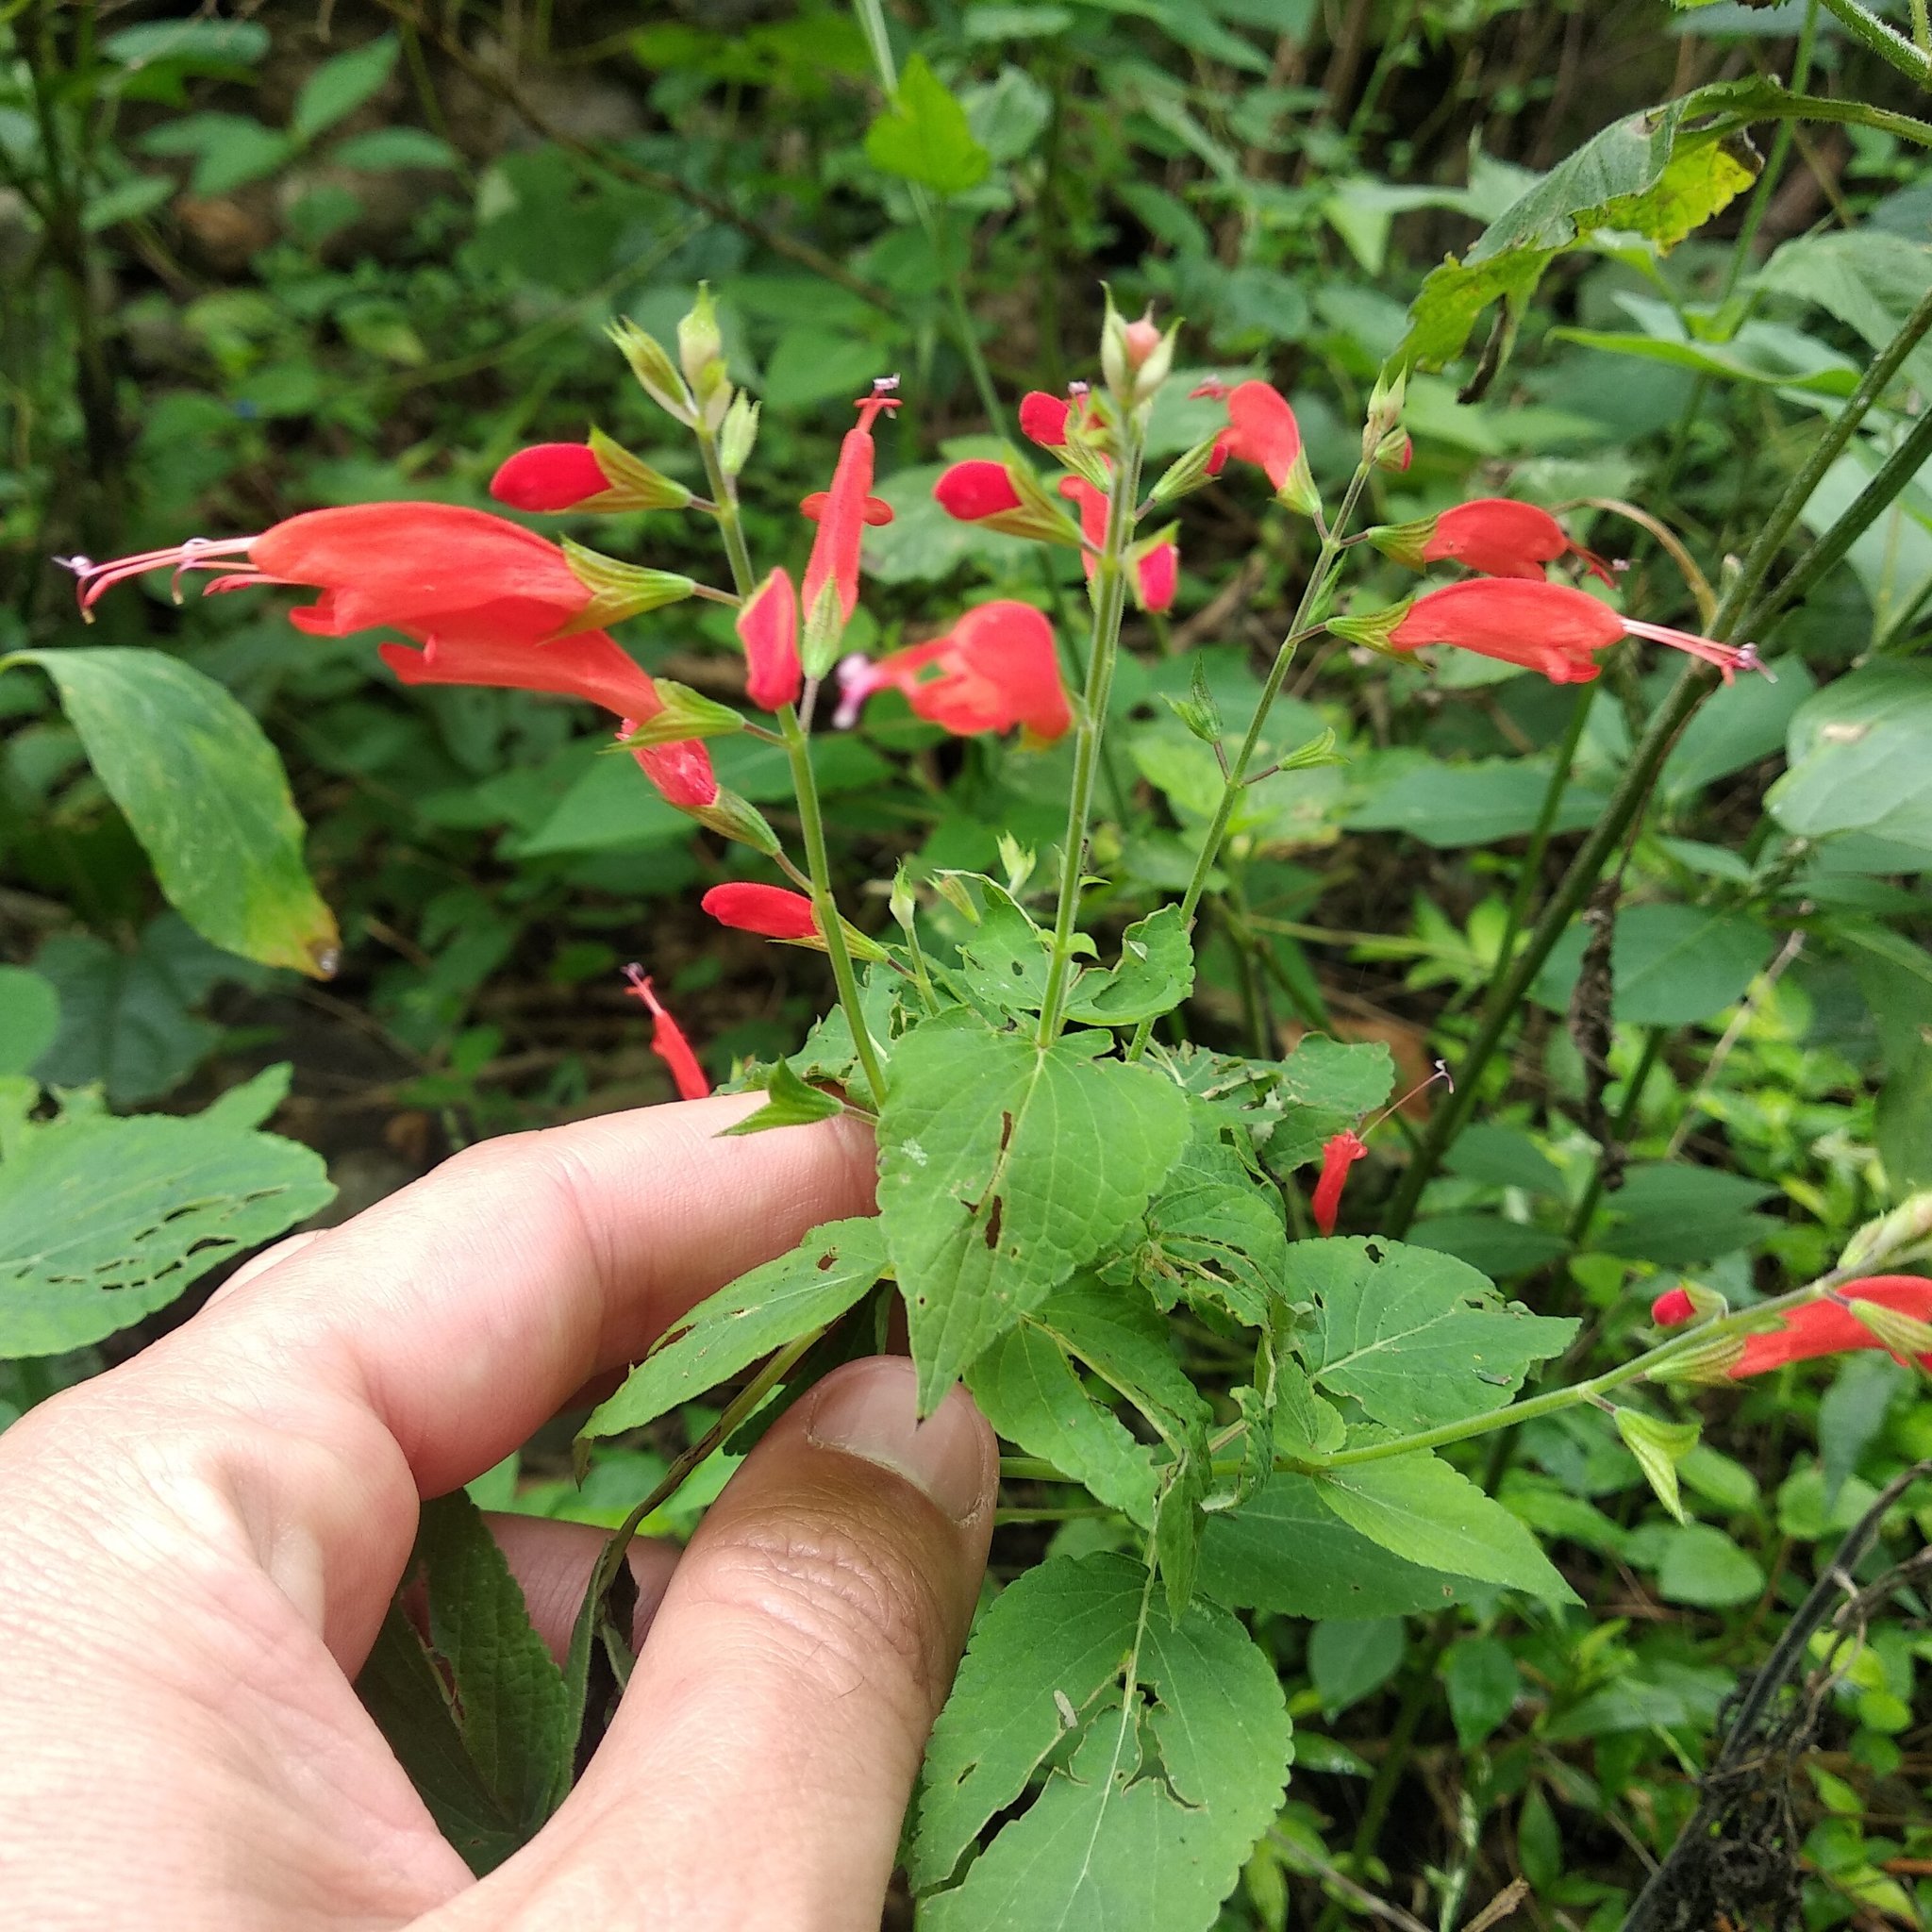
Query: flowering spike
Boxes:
[
  {"xmin": 1311, "ymin": 1130, "xmax": 1368, "ymax": 1237},
  {"xmin": 624, "ymin": 966, "xmax": 712, "ymax": 1101}
]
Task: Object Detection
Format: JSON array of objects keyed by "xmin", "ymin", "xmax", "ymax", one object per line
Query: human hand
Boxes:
[{"xmin": 0, "ymin": 1097, "xmax": 997, "ymax": 1930}]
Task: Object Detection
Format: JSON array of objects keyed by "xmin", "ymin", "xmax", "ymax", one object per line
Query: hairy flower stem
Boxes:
[
  {"xmin": 696, "ymin": 425, "xmax": 887, "ymax": 1108},
  {"xmin": 1036, "ymin": 425, "xmax": 1144, "ymax": 1045},
  {"xmin": 1385, "ymin": 276, "xmax": 1932, "ymax": 1235},
  {"xmin": 1126, "ymin": 460, "xmax": 1374, "ymax": 1062}
]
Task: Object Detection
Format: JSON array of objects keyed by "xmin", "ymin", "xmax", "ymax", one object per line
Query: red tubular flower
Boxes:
[
  {"xmin": 1651, "ymin": 1286, "xmax": 1696, "ymax": 1327},
  {"xmin": 1311, "ymin": 1130, "xmax": 1368, "ymax": 1237},
  {"xmin": 1019, "ymin": 391, "xmax": 1072, "ymax": 446},
  {"xmin": 63, "ymin": 504, "xmax": 598, "ymax": 648},
  {"xmin": 623, "ymin": 966, "xmax": 712, "ymax": 1101},
  {"xmin": 491, "ymin": 443, "xmax": 612, "ymax": 511},
  {"xmin": 1194, "ymin": 378, "xmax": 1302, "ymax": 491},
  {"xmin": 1376, "ymin": 580, "xmax": 1762, "ymax": 687},
  {"xmin": 737, "ymin": 568, "xmax": 802, "ymax": 711},
  {"xmin": 1058, "ymin": 475, "xmax": 1179, "ymax": 614},
  {"xmin": 378, "ymin": 628, "xmax": 658, "ymax": 717},
  {"xmin": 1393, "ymin": 499, "xmax": 1616, "ymax": 587},
  {"xmin": 835, "ymin": 601, "xmax": 1070, "ymax": 746},
  {"xmin": 701, "ymin": 882, "xmax": 820, "ymax": 941},
  {"xmin": 1730, "ymin": 1277, "xmax": 1932, "ymax": 1377},
  {"xmin": 935, "ymin": 460, "xmax": 1024, "ymax": 522},
  {"xmin": 800, "ymin": 382, "xmax": 899, "ymax": 632}
]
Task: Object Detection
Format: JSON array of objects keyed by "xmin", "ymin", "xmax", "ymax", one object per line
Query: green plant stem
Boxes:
[
  {"xmin": 1036, "ymin": 425, "xmax": 1144, "ymax": 1045},
  {"xmin": 1491, "ymin": 684, "xmax": 1594, "ymax": 980},
  {"xmin": 1126, "ymin": 463, "xmax": 1374, "ymax": 1061},
  {"xmin": 696, "ymin": 425, "xmax": 887, "ymax": 1108},
  {"xmin": 1719, "ymin": 0, "xmax": 1820, "ymax": 304},
  {"xmin": 1383, "ymin": 275, "xmax": 1932, "ymax": 1236},
  {"xmin": 1813, "ymin": 0, "xmax": 1932, "ymax": 84}
]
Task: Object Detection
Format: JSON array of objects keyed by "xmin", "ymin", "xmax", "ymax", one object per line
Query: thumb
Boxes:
[{"xmin": 442, "ymin": 1356, "xmax": 997, "ymax": 1930}]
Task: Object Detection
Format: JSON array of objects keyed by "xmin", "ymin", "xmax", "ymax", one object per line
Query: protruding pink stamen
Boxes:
[
  {"xmin": 1620, "ymin": 618, "xmax": 1768, "ymax": 684},
  {"xmin": 59, "ymin": 536, "xmax": 260, "ymax": 618}
]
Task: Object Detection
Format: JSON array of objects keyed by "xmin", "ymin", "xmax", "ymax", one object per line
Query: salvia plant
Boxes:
[{"xmin": 56, "ymin": 259, "xmax": 1932, "ymax": 1922}]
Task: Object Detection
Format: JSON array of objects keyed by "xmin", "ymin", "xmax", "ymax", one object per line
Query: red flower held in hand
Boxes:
[
  {"xmin": 834, "ymin": 601, "xmax": 1072, "ymax": 746},
  {"xmin": 1058, "ymin": 475, "xmax": 1179, "ymax": 615},
  {"xmin": 1341, "ymin": 579, "xmax": 1764, "ymax": 688},
  {"xmin": 701, "ymin": 882, "xmax": 820, "ymax": 941},
  {"xmin": 1730, "ymin": 1276, "xmax": 1932, "ymax": 1377},
  {"xmin": 624, "ymin": 966, "xmax": 712, "ymax": 1101},
  {"xmin": 63, "ymin": 504, "xmax": 600, "ymax": 649},
  {"xmin": 1377, "ymin": 499, "xmax": 1616, "ymax": 587},
  {"xmin": 737, "ymin": 568, "xmax": 802, "ymax": 711},
  {"xmin": 800, "ymin": 379, "xmax": 899, "ymax": 636},
  {"xmin": 1311, "ymin": 1131, "xmax": 1368, "ymax": 1237}
]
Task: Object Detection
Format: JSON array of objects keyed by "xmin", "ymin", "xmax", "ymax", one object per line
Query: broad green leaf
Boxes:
[
  {"xmin": 291, "ymin": 35, "xmax": 399, "ymax": 143},
  {"xmin": 913, "ymin": 1553, "xmax": 1291, "ymax": 1932},
  {"xmin": 1820, "ymin": 1353, "xmax": 1911, "ymax": 1507},
  {"xmin": 1031, "ymin": 1276, "xmax": 1211, "ymax": 1454},
  {"xmin": 1142, "ymin": 1181, "xmax": 1285, "ymax": 1326},
  {"xmin": 0, "ymin": 1108, "xmax": 333, "ymax": 1356},
  {"xmin": 358, "ymin": 1491, "xmax": 572, "ymax": 1875},
  {"xmin": 1197, "ymin": 1473, "xmax": 1481, "ymax": 1617},
  {"xmin": 105, "ymin": 19, "xmax": 271, "ymax": 68},
  {"xmin": 1345, "ymin": 757, "xmax": 1607, "ymax": 848},
  {"xmin": 1064, "ymin": 905, "xmax": 1196, "ymax": 1026},
  {"xmin": 0, "ymin": 969, "xmax": 58, "ymax": 1076},
  {"xmin": 1769, "ymin": 661, "xmax": 1932, "ymax": 852},
  {"xmin": 332, "ymin": 127, "xmax": 460, "ymax": 171},
  {"xmin": 19, "ymin": 649, "xmax": 338, "ymax": 977},
  {"xmin": 950, "ymin": 879, "xmax": 1058, "ymax": 1019},
  {"xmin": 1399, "ymin": 244, "xmax": 1553, "ymax": 373},
  {"xmin": 1407, "ymin": 1213, "xmax": 1569, "ymax": 1279},
  {"xmin": 1796, "ymin": 446, "xmax": 1932, "ymax": 646},
  {"xmin": 1308, "ymin": 1618, "xmax": 1406, "ymax": 1714},
  {"xmin": 1314, "ymin": 1452, "xmax": 1579, "ymax": 1603},
  {"xmin": 1554, "ymin": 317, "xmax": 1859, "ymax": 399},
  {"xmin": 1441, "ymin": 1124, "xmax": 1564, "ymax": 1195},
  {"xmin": 864, "ymin": 54, "xmax": 991, "ymax": 196},
  {"xmin": 1262, "ymin": 1034, "xmax": 1395, "ymax": 1171},
  {"xmin": 199, "ymin": 1060, "xmax": 293, "ymax": 1131},
  {"xmin": 142, "ymin": 111, "xmax": 294, "ymax": 193},
  {"xmin": 1661, "ymin": 653, "xmax": 1817, "ymax": 796},
  {"xmin": 1653, "ymin": 1522, "xmax": 1763, "ymax": 1607},
  {"xmin": 1531, "ymin": 902, "xmax": 1774, "ymax": 1027},
  {"xmin": 1594, "ymin": 1164, "xmax": 1778, "ymax": 1265},
  {"xmin": 580, "ymin": 1219, "xmax": 887, "ymax": 1441},
  {"xmin": 1443, "ymin": 1636, "xmax": 1521, "ymax": 1750},
  {"xmin": 1298, "ymin": 1237, "xmax": 1575, "ymax": 1431},
  {"xmin": 1759, "ymin": 229, "xmax": 1932, "ymax": 399},
  {"xmin": 30, "ymin": 920, "xmax": 234, "ymax": 1106},
  {"xmin": 879, "ymin": 1011, "xmax": 1191, "ymax": 1407},
  {"xmin": 968, "ymin": 1322, "xmax": 1160, "ymax": 1524}
]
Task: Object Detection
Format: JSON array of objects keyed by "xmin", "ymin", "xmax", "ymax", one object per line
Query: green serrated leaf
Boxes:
[
  {"xmin": 580, "ymin": 1218, "xmax": 887, "ymax": 1441},
  {"xmin": 18, "ymin": 649, "xmax": 338, "ymax": 977},
  {"xmin": 1612, "ymin": 1407, "xmax": 1702, "ymax": 1524},
  {"xmin": 1064, "ymin": 905, "xmax": 1195, "ymax": 1027},
  {"xmin": 864, "ymin": 54, "xmax": 991, "ymax": 196},
  {"xmin": 0, "ymin": 1108, "xmax": 333, "ymax": 1356},
  {"xmin": 879, "ymin": 1011, "xmax": 1191, "ymax": 1408},
  {"xmin": 1142, "ymin": 1180, "xmax": 1286, "ymax": 1328},
  {"xmin": 967, "ymin": 1323, "xmax": 1159, "ymax": 1525},
  {"xmin": 1313, "ymin": 1452, "xmax": 1579, "ymax": 1604},
  {"xmin": 1264, "ymin": 1036, "xmax": 1395, "ymax": 1171},
  {"xmin": 719, "ymin": 1059, "xmax": 843, "ymax": 1136},
  {"xmin": 198, "ymin": 1060, "xmax": 293, "ymax": 1131},
  {"xmin": 914, "ymin": 1553, "xmax": 1291, "ymax": 1930},
  {"xmin": 1299, "ymin": 1237, "xmax": 1576, "ymax": 1431},
  {"xmin": 950, "ymin": 879, "xmax": 1057, "ymax": 1018}
]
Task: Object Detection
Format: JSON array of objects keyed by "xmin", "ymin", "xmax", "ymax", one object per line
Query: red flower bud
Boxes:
[
  {"xmin": 1311, "ymin": 1130, "xmax": 1368, "ymax": 1237},
  {"xmin": 491, "ymin": 442, "xmax": 611, "ymax": 512},
  {"xmin": 1651, "ymin": 1286, "xmax": 1696, "ymax": 1327},
  {"xmin": 934, "ymin": 459, "xmax": 1024, "ymax": 522},
  {"xmin": 626, "ymin": 731, "xmax": 717, "ymax": 811},
  {"xmin": 1018, "ymin": 391, "xmax": 1072, "ymax": 447},
  {"xmin": 701, "ymin": 881, "xmax": 820, "ymax": 941}
]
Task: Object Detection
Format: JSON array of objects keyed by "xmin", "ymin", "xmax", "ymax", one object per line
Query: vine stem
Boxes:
[
  {"xmin": 694, "ymin": 425, "xmax": 887, "ymax": 1108},
  {"xmin": 1036, "ymin": 422, "xmax": 1144, "ymax": 1045},
  {"xmin": 1813, "ymin": 0, "xmax": 1932, "ymax": 84},
  {"xmin": 1383, "ymin": 274, "xmax": 1932, "ymax": 1236},
  {"xmin": 1125, "ymin": 458, "xmax": 1374, "ymax": 1062}
]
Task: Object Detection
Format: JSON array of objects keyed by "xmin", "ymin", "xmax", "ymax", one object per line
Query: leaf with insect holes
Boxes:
[
  {"xmin": 1064, "ymin": 905, "xmax": 1194, "ymax": 1027},
  {"xmin": 579, "ymin": 1219, "xmax": 887, "ymax": 1441},
  {"xmin": 879, "ymin": 1010, "xmax": 1191, "ymax": 1409},
  {"xmin": 1141, "ymin": 1180, "xmax": 1286, "ymax": 1328},
  {"xmin": 1298, "ymin": 1237, "xmax": 1575, "ymax": 1432},
  {"xmin": 911, "ymin": 1553, "xmax": 1291, "ymax": 1931}
]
